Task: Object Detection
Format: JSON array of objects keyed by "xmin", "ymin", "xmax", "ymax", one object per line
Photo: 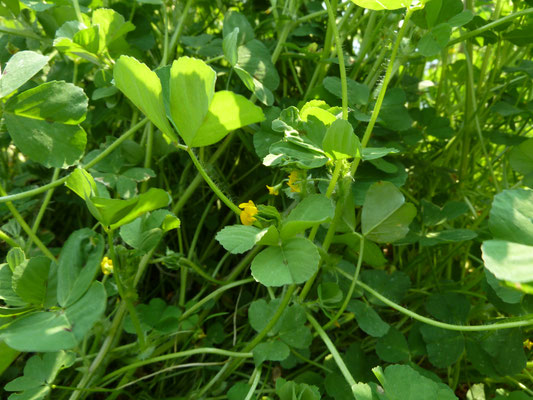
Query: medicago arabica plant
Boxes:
[{"xmin": 1, "ymin": 0, "xmax": 533, "ymax": 399}]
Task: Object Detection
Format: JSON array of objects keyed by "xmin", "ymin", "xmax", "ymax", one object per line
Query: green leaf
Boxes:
[
  {"xmin": 0, "ymin": 282, "xmax": 106, "ymax": 352},
  {"xmin": 123, "ymin": 298, "xmax": 182, "ymax": 334},
  {"xmin": 350, "ymin": 0, "xmax": 415, "ymax": 10},
  {"xmin": 322, "ymin": 119, "xmax": 361, "ymax": 160},
  {"xmin": 223, "ymin": 27, "xmax": 239, "ymax": 66},
  {"xmin": 378, "ymin": 88, "xmax": 413, "ymax": 131},
  {"xmin": 248, "ymin": 298, "xmax": 282, "ymax": 334},
  {"xmin": 323, "ymin": 76, "xmax": 370, "ymax": 106},
  {"xmin": 251, "ymin": 238, "xmax": 319, "ymax": 287},
  {"xmin": 92, "ymin": 8, "xmax": 135, "ymax": 47},
  {"xmin": 168, "ymin": 57, "xmax": 263, "ymax": 147},
  {"xmin": 380, "ymin": 364, "xmax": 457, "ymax": 400},
  {"xmin": 5, "ymin": 81, "xmax": 88, "ymax": 169},
  {"xmin": 57, "ymin": 229, "xmax": 104, "ymax": 308},
  {"xmin": 113, "ymin": 56, "xmax": 176, "ymax": 142},
  {"xmin": 216, "ymin": 225, "xmax": 276, "ymax": 254},
  {"xmin": 347, "ymin": 300, "xmax": 389, "ymax": 337},
  {"xmin": 425, "ymin": 292, "xmax": 470, "ymax": 324},
  {"xmin": 0, "ymin": 264, "xmax": 26, "ymax": 307},
  {"xmin": 376, "ymin": 327, "xmax": 410, "ymax": 363},
  {"xmin": 253, "ymin": 340, "xmax": 290, "ymax": 366},
  {"xmin": 119, "ymin": 210, "xmax": 179, "ymax": 252},
  {"xmin": 54, "ymin": 26, "xmax": 102, "ymax": 65},
  {"xmin": 362, "ymin": 147, "xmax": 399, "ymax": 160},
  {"xmin": 4, "ymin": 351, "xmax": 70, "ymax": 400},
  {"xmin": 275, "ymin": 378, "xmax": 321, "ymax": 400},
  {"xmin": 488, "ymin": 189, "xmax": 533, "ymax": 245},
  {"xmin": 227, "ymin": 382, "xmax": 251, "ymax": 400},
  {"xmin": 360, "ymin": 270, "xmax": 411, "ymax": 306},
  {"xmin": 66, "ymin": 168, "xmax": 97, "ymax": 199},
  {"xmin": 237, "ymin": 39, "xmax": 280, "ymax": 90},
  {"xmin": 0, "ymin": 51, "xmax": 49, "ymax": 98},
  {"xmin": 265, "ymin": 141, "xmax": 328, "ymax": 169},
  {"xmin": 280, "ymin": 194, "xmax": 334, "ymax": 239},
  {"xmin": 420, "ymin": 326, "xmax": 464, "ymax": 368},
  {"xmin": 223, "ymin": 11, "xmax": 255, "ymax": 45},
  {"xmin": 362, "ymin": 181, "xmax": 417, "ymax": 243},
  {"xmin": 278, "ymin": 304, "xmax": 312, "ymax": 349},
  {"xmin": 192, "ymin": 90, "xmax": 264, "ymax": 147},
  {"xmin": 234, "ymin": 66, "xmax": 274, "ymax": 106},
  {"xmin": 418, "ymin": 23, "xmax": 452, "ymax": 57},
  {"xmin": 510, "ymin": 138, "xmax": 533, "ymax": 176},
  {"xmin": 466, "ymin": 329, "xmax": 527, "ymax": 378},
  {"xmin": 6, "ymin": 248, "xmax": 25, "ymax": 273},
  {"xmin": 332, "ymin": 234, "xmax": 387, "ymax": 267},
  {"xmin": 420, "ymin": 229, "xmax": 477, "ymax": 246},
  {"xmin": 12, "ymin": 257, "xmax": 52, "ymax": 306},
  {"xmin": 6, "ymin": 81, "xmax": 87, "ymax": 124},
  {"xmin": 169, "ymin": 56, "xmax": 215, "ymax": 145},
  {"xmin": 481, "ymin": 240, "xmax": 533, "ymax": 283}
]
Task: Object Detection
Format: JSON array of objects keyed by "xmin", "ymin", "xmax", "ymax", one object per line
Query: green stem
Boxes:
[
  {"xmin": 0, "ymin": 229, "xmax": 20, "ymax": 249},
  {"xmin": 25, "ymin": 168, "xmax": 60, "ymax": 253},
  {"xmin": 0, "ymin": 185, "xmax": 55, "ymax": 261},
  {"xmin": 354, "ymin": 278, "xmax": 533, "ymax": 331},
  {"xmin": 101, "ymin": 347, "xmax": 252, "ymax": 385},
  {"xmin": 106, "ymin": 230, "xmax": 146, "ymax": 349},
  {"xmin": 360, "ymin": 7, "xmax": 414, "ymax": 150},
  {"xmin": 244, "ymin": 366, "xmax": 262, "ymax": 400},
  {"xmin": 324, "ymin": 0, "xmax": 348, "ymax": 120},
  {"xmin": 0, "ymin": 119, "xmax": 148, "ymax": 204},
  {"xmin": 180, "ymin": 278, "xmax": 254, "ymax": 321},
  {"xmin": 307, "ymin": 312, "xmax": 359, "ymax": 395},
  {"xmin": 447, "ymin": 8, "xmax": 533, "ymax": 47},
  {"xmin": 71, "ymin": 0, "xmax": 84, "ymax": 24},
  {"xmin": 323, "ymin": 234, "xmax": 364, "ymax": 330},
  {"xmin": 164, "ymin": 0, "xmax": 194, "ymax": 64},
  {"xmin": 197, "ymin": 285, "xmax": 296, "ymax": 398},
  {"xmin": 186, "ymin": 147, "xmax": 241, "ymax": 215}
]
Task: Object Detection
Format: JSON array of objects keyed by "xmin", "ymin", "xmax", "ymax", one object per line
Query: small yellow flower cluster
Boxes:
[
  {"xmin": 101, "ymin": 256, "xmax": 113, "ymax": 275},
  {"xmin": 287, "ymin": 170, "xmax": 301, "ymax": 193},
  {"xmin": 524, "ymin": 338, "xmax": 533, "ymax": 351},
  {"xmin": 239, "ymin": 200, "xmax": 258, "ymax": 225}
]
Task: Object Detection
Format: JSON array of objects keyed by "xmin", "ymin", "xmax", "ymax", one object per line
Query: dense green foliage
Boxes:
[{"xmin": 1, "ymin": 0, "xmax": 533, "ymax": 399}]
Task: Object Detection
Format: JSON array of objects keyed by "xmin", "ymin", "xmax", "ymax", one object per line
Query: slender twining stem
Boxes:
[
  {"xmin": 307, "ymin": 312, "xmax": 359, "ymax": 395},
  {"xmin": 353, "ymin": 278, "xmax": 533, "ymax": 331},
  {"xmin": 186, "ymin": 147, "xmax": 241, "ymax": 215},
  {"xmin": 0, "ymin": 119, "xmax": 148, "ymax": 204},
  {"xmin": 100, "ymin": 347, "xmax": 252, "ymax": 385}
]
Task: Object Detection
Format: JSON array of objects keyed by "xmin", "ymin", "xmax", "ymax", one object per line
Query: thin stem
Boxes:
[
  {"xmin": 307, "ymin": 312, "xmax": 359, "ymax": 395},
  {"xmin": 107, "ymin": 230, "xmax": 146, "ymax": 349},
  {"xmin": 324, "ymin": 0, "xmax": 348, "ymax": 120},
  {"xmin": 323, "ymin": 234, "xmax": 364, "ymax": 330},
  {"xmin": 100, "ymin": 347, "xmax": 253, "ymax": 385},
  {"xmin": 244, "ymin": 366, "xmax": 262, "ymax": 400},
  {"xmin": 186, "ymin": 147, "xmax": 241, "ymax": 216},
  {"xmin": 0, "ymin": 184, "xmax": 55, "ymax": 261},
  {"xmin": 165, "ymin": 0, "xmax": 194, "ymax": 64},
  {"xmin": 0, "ymin": 229, "xmax": 20, "ymax": 248},
  {"xmin": 447, "ymin": 8, "xmax": 533, "ymax": 47},
  {"xmin": 354, "ymin": 278, "xmax": 533, "ymax": 331},
  {"xmin": 25, "ymin": 168, "xmax": 60, "ymax": 252},
  {"xmin": 71, "ymin": 0, "xmax": 85, "ymax": 24}
]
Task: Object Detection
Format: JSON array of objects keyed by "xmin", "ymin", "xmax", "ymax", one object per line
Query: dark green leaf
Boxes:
[{"xmin": 347, "ymin": 300, "xmax": 389, "ymax": 337}]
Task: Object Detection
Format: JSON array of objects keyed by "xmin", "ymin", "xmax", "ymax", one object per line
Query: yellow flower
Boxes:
[
  {"xmin": 101, "ymin": 256, "xmax": 113, "ymax": 275},
  {"xmin": 266, "ymin": 185, "xmax": 279, "ymax": 196},
  {"xmin": 287, "ymin": 170, "xmax": 301, "ymax": 193},
  {"xmin": 524, "ymin": 339, "xmax": 533, "ymax": 351},
  {"xmin": 239, "ymin": 200, "xmax": 258, "ymax": 225}
]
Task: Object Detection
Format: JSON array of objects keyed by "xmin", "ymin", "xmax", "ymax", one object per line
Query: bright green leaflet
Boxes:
[
  {"xmin": 280, "ymin": 194, "xmax": 334, "ymax": 239},
  {"xmin": 114, "ymin": 55, "xmax": 176, "ymax": 142},
  {"xmin": 322, "ymin": 119, "xmax": 362, "ymax": 160},
  {"xmin": 0, "ymin": 50, "xmax": 49, "ymax": 98}
]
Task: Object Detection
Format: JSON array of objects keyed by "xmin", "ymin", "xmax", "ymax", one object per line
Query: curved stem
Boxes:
[
  {"xmin": 186, "ymin": 147, "xmax": 241, "ymax": 215},
  {"xmin": 354, "ymin": 278, "xmax": 533, "ymax": 331},
  {"xmin": 101, "ymin": 347, "xmax": 253, "ymax": 385},
  {"xmin": 0, "ymin": 229, "xmax": 19, "ymax": 249}
]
